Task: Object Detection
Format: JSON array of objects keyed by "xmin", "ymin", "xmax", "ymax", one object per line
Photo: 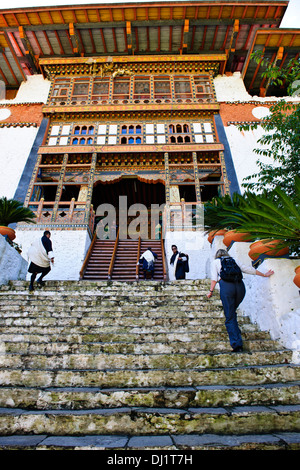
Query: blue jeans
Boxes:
[{"xmin": 219, "ymin": 280, "xmax": 246, "ymax": 349}]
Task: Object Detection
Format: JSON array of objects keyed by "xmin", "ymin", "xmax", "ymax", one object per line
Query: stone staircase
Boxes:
[{"xmin": 0, "ymin": 279, "xmax": 299, "ymax": 450}]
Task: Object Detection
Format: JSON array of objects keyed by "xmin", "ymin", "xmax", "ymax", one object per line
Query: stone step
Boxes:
[
  {"xmin": 0, "ymin": 404, "xmax": 299, "ymax": 436},
  {"xmin": 0, "ymin": 278, "xmax": 299, "ymax": 449},
  {"xmin": 0, "ymin": 279, "xmax": 212, "ymax": 292},
  {"xmin": 1, "ymin": 382, "xmax": 299, "ymax": 410},
  {"xmin": 0, "ymin": 338, "xmax": 280, "ymax": 354},
  {"xmin": 0, "ymin": 316, "xmax": 246, "ymax": 328},
  {"xmin": 0, "ymin": 349, "xmax": 294, "ymax": 371},
  {"xmin": 0, "ymin": 323, "xmax": 272, "ymax": 336},
  {"xmin": 0, "ymin": 304, "xmax": 225, "ymax": 316},
  {"xmin": 1, "ymin": 432, "xmax": 299, "ymax": 450},
  {"xmin": 2, "ymin": 363, "xmax": 299, "ymax": 388},
  {"xmin": 0, "ymin": 329, "xmax": 272, "ymax": 344}
]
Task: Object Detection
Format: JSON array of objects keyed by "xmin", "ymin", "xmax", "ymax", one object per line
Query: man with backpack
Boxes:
[{"xmin": 207, "ymin": 249, "xmax": 274, "ymax": 353}]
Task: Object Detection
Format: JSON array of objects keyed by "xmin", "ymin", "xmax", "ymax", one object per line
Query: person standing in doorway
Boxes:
[
  {"xmin": 27, "ymin": 230, "xmax": 55, "ymax": 292},
  {"xmin": 170, "ymin": 245, "xmax": 189, "ymax": 280},
  {"xmin": 207, "ymin": 249, "xmax": 274, "ymax": 352}
]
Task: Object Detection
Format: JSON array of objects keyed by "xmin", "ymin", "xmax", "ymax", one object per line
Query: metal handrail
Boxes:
[
  {"xmin": 108, "ymin": 228, "xmax": 119, "ymax": 279},
  {"xmin": 79, "ymin": 231, "xmax": 97, "ymax": 280}
]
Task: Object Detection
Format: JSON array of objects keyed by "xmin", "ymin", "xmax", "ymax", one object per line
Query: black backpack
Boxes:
[{"xmin": 220, "ymin": 257, "xmax": 243, "ymax": 282}]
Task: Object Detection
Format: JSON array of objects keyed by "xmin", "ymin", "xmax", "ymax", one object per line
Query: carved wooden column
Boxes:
[
  {"xmin": 51, "ymin": 153, "xmax": 68, "ymax": 222},
  {"xmin": 192, "ymin": 151, "xmax": 201, "ymax": 202},
  {"xmin": 24, "ymin": 154, "xmax": 43, "ymax": 207},
  {"xmin": 84, "ymin": 152, "xmax": 97, "ymax": 225},
  {"xmin": 164, "ymin": 152, "xmax": 170, "ymax": 204}
]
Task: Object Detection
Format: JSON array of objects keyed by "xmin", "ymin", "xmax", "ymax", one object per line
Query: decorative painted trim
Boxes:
[
  {"xmin": 0, "ymin": 122, "xmax": 38, "ymax": 128},
  {"xmin": 38, "ymin": 143, "xmax": 224, "ymax": 154},
  {"xmin": 0, "ymin": 102, "xmax": 44, "ymax": 107}
]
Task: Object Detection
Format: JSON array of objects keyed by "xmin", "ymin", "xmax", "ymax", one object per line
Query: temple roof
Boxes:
[{"xmin": 0, "ymin": 1, "xmax": 298, "ymax": 96}]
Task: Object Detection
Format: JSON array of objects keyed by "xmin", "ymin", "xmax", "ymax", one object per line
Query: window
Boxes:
[
  {"xmin": 92, "ymin": 79, "xmax": 110, "ymax": 102},
  {"xmin": 133, "ymin": 76, "xmax": 150, "ymax": 102},
  {"xmin": 112, "ymin": 77, "xmax": 130, "ymax": 101},
  {"xmin": 174, "ymin": 76, "xmax": 192, "ymax": 100},
  {"xmin": 154, "ymin": 76, "xmax": 171, "ymax": 101},
  {"xmin": 50, "ymin": 79, "xmax": 71, "ymax": 105},
  {"xmin": 168, "ymin": 123, "xmax": 191, "ymax": 144},
  {"xmin": 120, "ymin": 124, "xmax": 144, "ymax": 144},
  {"xmin": 73, "ymin": 80, "xmax": 89, "ymax": 97},
  {"xmin": 194, "ymin": 77, "xmax": 213, "ymax": 101}
]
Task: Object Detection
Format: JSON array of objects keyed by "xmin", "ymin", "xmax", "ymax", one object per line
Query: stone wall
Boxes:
[
  {"xmin": 209, "ymin": 236, "xmax": 300, "ymax": 360},
  {"xmin": 0, "ymin": 234, "xmax": 27, "ymax": 285}
]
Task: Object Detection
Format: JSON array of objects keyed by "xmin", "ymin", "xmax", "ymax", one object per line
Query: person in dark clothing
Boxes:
[
  {"xmin": 27, "ymin": 231, "xmax": 55, "ymax": 291},
  {"xmin": 207, "ymin": 249, "xmax": 274, "ymax": 353},
  {"xmin": 138, "ymin": 247, "xmax": 158, "ymax": 280},
  {"xmin": 170, "ymin": 245, "xmax": 189, "ymax": 280}
]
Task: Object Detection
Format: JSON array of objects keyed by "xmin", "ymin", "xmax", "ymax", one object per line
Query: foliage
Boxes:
[
  {"xmin": 0, "ymin": 197, "xmax": 36, "ymax": 226},
  {"xmin": 238, "ymin": 100, "xmax": 300, "ymax": 198},
  {"xmin": 250, "ymin": 50, "xmax": 300, "ymax": 96},
  {"xmin": 204, "ymin": 177, "xmax": 300, "ymax": 255}
]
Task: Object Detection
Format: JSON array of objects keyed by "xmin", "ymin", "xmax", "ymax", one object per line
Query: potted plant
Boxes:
[
  {"xmin": 0, "ymin": 197, "xmax": 36, "ymax": 241},
  {"xmin": 248, "ymin": 239, "xmax": 290, "ymax": 261},
  {"xmin": 293, "ymin": 266, "xmax": 300, "ymax": 288},
  {"xmin": 223, "ymin": 230, "xmax": 253, "ymax": 247},
  {"xmin": 204, "ymin": 193, "xmax": 243, "ymax": 244}
]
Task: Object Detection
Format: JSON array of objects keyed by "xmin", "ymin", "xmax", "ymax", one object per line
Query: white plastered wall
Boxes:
[
  {"xmin": 213, "ymin": 72, "xmax": 299, "ymax": 192},
  {"xmin": 209, "ymin": 236, "xmax": 300, "ymax": 361},
  {"xmin": 0, "ymin": 75, "xmax": 50, "ymax": 198},
  {"xmin": 14, "ymin": 228, "xmax": 92, "ymax": 281},
  {"xmin": 165, "ymin": 230, "xmax": 211, "ymax": 281}
]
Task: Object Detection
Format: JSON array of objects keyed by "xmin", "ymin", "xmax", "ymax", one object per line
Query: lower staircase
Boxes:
[{"xmin": 0, "ymin": 280, "xmax": 299, "ymax": 450}]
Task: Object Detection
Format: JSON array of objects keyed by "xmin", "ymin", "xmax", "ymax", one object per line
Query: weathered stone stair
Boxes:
[{"xmin": 0, "ymin": 280, "xmax": 299, "ymax": 450}]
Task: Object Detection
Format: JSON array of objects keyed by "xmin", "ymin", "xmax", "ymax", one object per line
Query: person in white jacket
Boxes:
[{"xmin": 27, "ymin": 231, "xmax": 54, "ymax": 291}]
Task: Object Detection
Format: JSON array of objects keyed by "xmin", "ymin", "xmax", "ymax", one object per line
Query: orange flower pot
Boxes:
[
  {"xmin": 223, "ymin": 230, "xmax": 252, "ymax": 247},
  {"xmin": 294, "ymin": 266, "xmax": 300, "ymax": 288},
  {"xmin": 0, "ymin": 226, "xmax": 16, "ymax": 241},
  {"xmin": 207, "ymin": 229, "xmax": 227, "ymax": 244},
  {"xmin": 248, "ymin": 239, "xmax": 289, "ymax": 261}
]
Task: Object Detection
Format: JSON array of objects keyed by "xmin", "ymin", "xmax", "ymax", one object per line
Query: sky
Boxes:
[{"xmin": 2, "ymin": 0, "xmax": 300, "ymax": 28}]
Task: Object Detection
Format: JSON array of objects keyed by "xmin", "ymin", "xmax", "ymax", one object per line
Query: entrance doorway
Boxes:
[{"xmin": 92, "ymin": 177, "xmax": 165, "ymax": 239}]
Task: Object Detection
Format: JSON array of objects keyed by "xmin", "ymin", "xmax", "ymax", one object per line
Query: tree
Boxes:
[
  {"xmin": 238, "ymin": 101, "xmax": 300, "ymax": 198},
  {"xmin": 250, "ymin": 51, "xmax": 300, "ymax": 96},
  {"xmin": 238, "ymin": 51, "xmax": 300, "ymax": 198}
]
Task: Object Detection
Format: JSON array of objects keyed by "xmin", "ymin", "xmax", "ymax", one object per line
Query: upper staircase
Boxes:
[
  {"xmin": 0, "ymin": 279, "xmax": 299, "ymax": 450},
  {"xmin": 81, "ymin": 234, "xmax": 165, "ymax": 281}
]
